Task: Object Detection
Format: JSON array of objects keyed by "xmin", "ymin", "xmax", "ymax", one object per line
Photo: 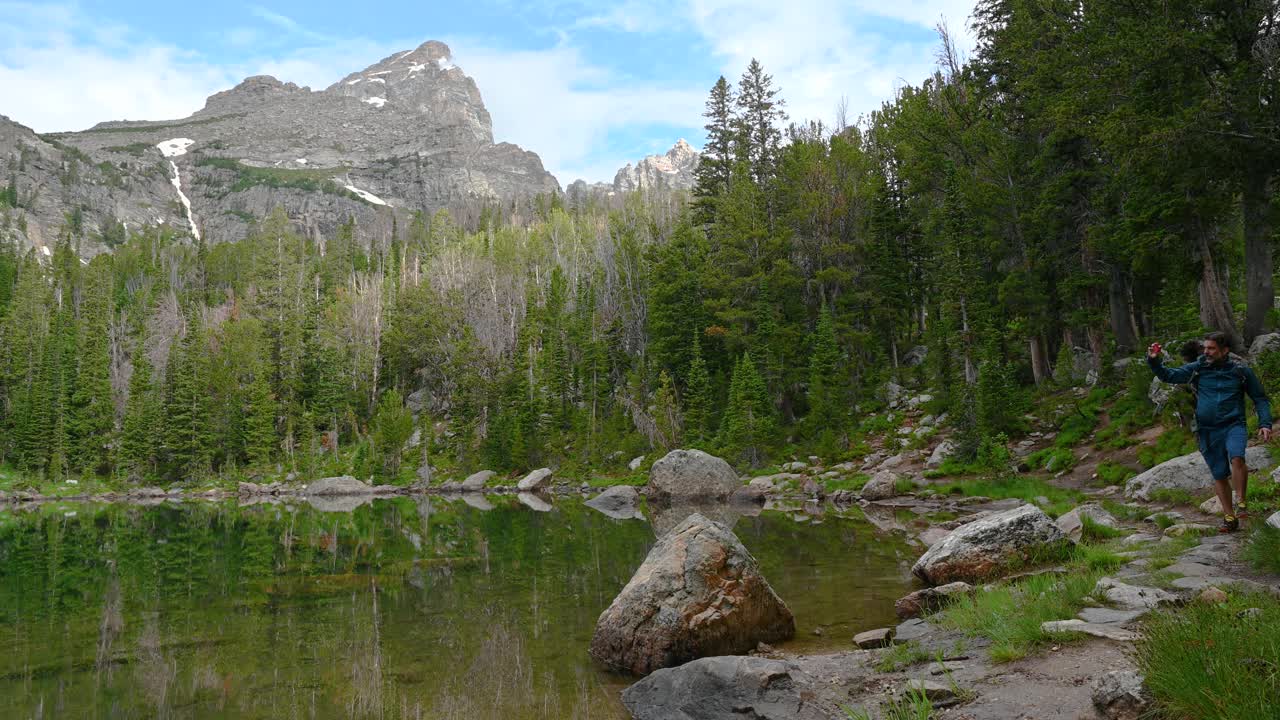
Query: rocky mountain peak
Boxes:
[
  {"xmin": 612, "ymin": 139, "xmax": 700, "ymax": 192},
  {"xmin": 201, "ymin": 75, "xmax": 307, "ymax": 115}
]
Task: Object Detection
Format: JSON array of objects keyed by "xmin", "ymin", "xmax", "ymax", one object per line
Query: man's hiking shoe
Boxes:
[
  {"xmin": 1219, "ymin": 516, "xmax": 1240, "ymax": 534},
  {"xmin": 1235, "ymin": 503, "xmax": 1250, "ymax": 519}
]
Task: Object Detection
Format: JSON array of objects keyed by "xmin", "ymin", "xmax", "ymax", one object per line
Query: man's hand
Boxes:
[
  {"xmin": 1148, "ymin": 342, "xmax": 1162, "ymax": 359},
  {"xmin": 1260, "ymin": 428, "xmax": 1273, "ymax": 442}
]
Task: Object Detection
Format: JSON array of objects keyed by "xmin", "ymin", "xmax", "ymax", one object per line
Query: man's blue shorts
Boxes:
[{"xmin": 1198, "ymin": 423, "xmax": 1248, "ymax": 481}]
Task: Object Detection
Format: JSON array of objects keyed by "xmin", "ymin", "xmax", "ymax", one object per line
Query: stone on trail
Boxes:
[
  {"xmin": 1092, "ymin": 670, "xmax": 1153, "ymax": 720},
  {"xmin": 853, "ymin": 627, "xmax": 895, "ymax": 649},
  {"xmin": 859, "ymin": 470, "xmax": 900, "ymax": 501},
  {"xmin": 1124, "ymin": 447, "xmax": 1271, "ymax": 501},
  {"xmin": 901, "ymin": 678, "xmax": 960, "ymax": 703},
  {"xmin": 1267, "ymin": 511, "xmax": 1280, "ymax": 530},
  {"xmin": 1055, "ymin": 503, "xmax": 1122, "ymax": 543},
  {"xmin": 894, "ymin": 618, "xmax": 934, "ymax": 643},
  {"xmin": 1077, "ymin": 607, "xmax": 1147, "ymax": 625},
  {"xmin": 894, "ymin": 582, "xmax": 974, "ymax": 619},
  {"xmin": 589, "ymin": 514, "xmax": 795, "ymax": 676},
  {"xmin": 584, "ymin": 485, "xmax": 642, "ymax": 520},
  {"xmin": 1163, "ymin": 522, "xmax": 1214, "ymax": 537},
  {"xmin": 629, "ymin": 455, "xmax": 645, "ymax": 471},
  {"xmin": 620, "ymin": 656, "xmax": 832, "ymax": 720},
  {"xmin": 646, "ymin": 449, "xmax": 741, "ymax": 503},
  {"xmin": 911, "ymin": 505, "xmax": 1072, "ymax": 585},
  {"xmin": 515, "ymin": 467, "xmax": 553, "ymax": 491},
  {"xmin": 1197, "ymin": 586, "xmax": 1229, "ymax": 604},
  {"xmin": 1041, "ymin": 619, "xmax": 1140, "ymax": 642},
  {"xmin": 461, "ymin": 470, "xmax": 494, "ymax": 491},
  {"xmin": 306, "ymin": 476, "xmax": 373, "ymax": 496},
  {"xmin": 1094, "ymin": 577, "xmax": 1177, "ymax": 610},
  {"xmin": 1199, "ymin": 496, "xmax": 1223, "ymax": 514}
]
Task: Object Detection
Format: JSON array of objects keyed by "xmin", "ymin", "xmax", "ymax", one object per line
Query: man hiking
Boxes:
[{"xmin": 1148, "ymin": 331, "xmax": 1272, "ymax": 532}]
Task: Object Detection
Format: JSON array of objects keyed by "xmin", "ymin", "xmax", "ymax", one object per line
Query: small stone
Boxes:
[
  {"xmin": 928, "ymin": 661, "xmax": 966, "ymax": 675},
  {"xmin": 1163, "ymin": 522, "xmax": 1214, "ymax": 537},
  {"xmin": 1092, "ymin": 670, "xmax": 1153, "ymax": 720},
  {"xmin": 901, "ymin": 678, "xmax": 958, "ymax": 703},
  {"xmin": 1266, "ymin": 511, "xmax": 1280, "ymax": 530},
  {"xmin": 894, "ymin": 618, "xmax": 934, "ymax": 643},
  {"xmin": 1077, "ymin": 607, "xmax": 1147, "ymax": 625},
  {"xmin": 1199, "ymin": 496, "xmax": 1223, "ymax": 514},
  {"xmin": 1237, "ymin": 608, "xmax": 1263, "ymax": 619},
  {"xmin": 1041, "ymin": 619, "xmax": 1140, "ymax": 642},
  {"xmin": 812, "ymin": 626, "xmax": 824, "ymax": 636},
  {"xmin": 756, "ymin": 641, "xmax": 775, "ymax": 653},
  {"xmin": 1197, "ymin": 586, "xmax": 1229, "ymax": 604},
  {"xmin": 1144, "ymin": 511, "xmax": 1183, "ymax": 524},
  {"xmin": 1095, "ymin": 577, "xmax": 1178, "ymax": 610},
  {"xmin": 895, "ymin": 581, "xmax": 975, "ymax": 619},
  {"xmin": 853, "ymin": 628, "xmax": 895, "ymax": 649}
]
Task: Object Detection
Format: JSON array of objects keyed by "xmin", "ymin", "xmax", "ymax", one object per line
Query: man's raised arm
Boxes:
[{"xmin": 1147, "ymin": 342, "xmax": 1198, "ymax": 384}]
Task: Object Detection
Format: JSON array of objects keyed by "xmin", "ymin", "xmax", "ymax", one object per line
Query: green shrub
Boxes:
[
  {"xmin": 873, "ymin": 640, "xmax": 932, "ymax": 672},
  {"xmin": 1149, "ymin": 488, "xmax": 1195, "ymax": 506},
  {"xmin": 943, "ymin": 569, "xmax": 1104, "ymax": 662},
  {"xmin": 1135, "ymin": 591, "xmax": 1280, "ymax": 720},
  {"xmin": 1095, "ymin": 460, "xmax": 1136, "ymax": 486},
  {"xmin": 1026, "ymin": 446, "xmax": 1075, "ymax": 473},
  {"xmin": 1080, "ymin": 515, "xmax": 1126, "ymax": 543},
  {"xmin": 1244, "ymin": 523, "xmax": 1280, "ymax": 575},
  {"xmin": 1137, "ymin": 427, "xmax": 1197, "ymax": 468}
]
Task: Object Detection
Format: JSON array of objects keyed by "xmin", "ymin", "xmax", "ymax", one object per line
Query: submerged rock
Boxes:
[
  {"xmin": 646, "ymin": 449, "xmax": 740, "ymax": 502},
  {"xmin": 620, "ymin": 656, "xmax": 832, "ymax": 720},
  {"xmin": 585, "ymin": 485, "xmax": 643, "ymax": 520},
  {"xmin": 911, "ymin": 505, "xmax": 1071, "ymax": 585},
  {"xmin": 590, "ymin": 514, "xmax": 795, "ymax": 676}
]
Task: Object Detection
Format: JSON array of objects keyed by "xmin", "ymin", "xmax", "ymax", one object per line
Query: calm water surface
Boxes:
[{"xmin": 0, "ymin": 494, "xmax": 917, "ymax": 719}]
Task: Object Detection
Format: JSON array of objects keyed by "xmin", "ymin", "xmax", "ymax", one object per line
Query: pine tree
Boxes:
[
  {"xmin": 734, "ymin": 59, "xmax": 787, "ymax": 188},
  {"xmin": 719, "ymin": 352, "xmax": 773, "ymax": 467},
  {"xmin": 68, "ymin": 264, "xmax": 115, "ymax": 475},
  {"xmin": 684, "ymin": 334, "xmax": 712, "ymax": 446},
  {"xmin": 243, "ymin": 359, "xmax": 277, "ymax": 467},
  {"xmin": 653, "ymin": 370, "xmax": 681, "ymax": 451},
  {"xmin": 371, "ymin": 389, "xmax": 414, "ymax": 481},
  {"xmin": 119, "ymin": 340, "xmax": 160, "ymax": 480},
  {"xmin": 164, "ymin": 316, "xmax": 213, "ymax": 479},
  {"xmin": 806, "ymin": 304, "xmax": 843, "ymax": 445},
  {"xmin": 693, "ymin": 76, "xmax": 736, "ymax": 224}
]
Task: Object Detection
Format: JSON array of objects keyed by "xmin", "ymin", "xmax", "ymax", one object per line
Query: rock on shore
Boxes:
[
  {"xmin": 590, "ymin": 513, "xmax": 795, "ymax": 676},
  {"xmin": 911, "ymin": 504, "xmax": 1071, "ymax": 585}
]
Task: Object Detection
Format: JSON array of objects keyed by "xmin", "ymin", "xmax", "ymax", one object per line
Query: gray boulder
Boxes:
[
  {"xmin": 1092, "ymin": 670, "xmax": 1153, "ymax": 720},
  {"xmin": 620, "ymin": 656, "xmax": 832, "ymax": 720},
  {"xmin": 860, "ymin": 470, "xmax": 899, "ymax": 501},
  {"xmin": 1055, "ymin": 503, "xmax": 1121, "ymax": 543},
  {"xmin": 911, "ymin": 505, "xmax": 1071, "ymax": 585},
  {"xmin": 1125, "ymin": 447, "xmax": 1271, "ymax": 501},
  {"xmin": 516, "ymin": 467, "xmax": 553, "ymax": 491},
  {"xmin": 589, "ymin": 514, "xmax": 795, "ymax": 676},
  {"xmin": 926, "ymin": 440, "xmax": 954, "ymax": 469},
  {"xmin": 1249, "ymin": 332, "xmax": 1280, "ymax": 358},
  {"xmin": 646, "ymin": 449, "xmax": 740, "ymax": 502},
  {"xmin": 903, "ymin": 345, "xmax": 928, "ymax": 367},
  {"xmin": 1148, "ymin": 376, "xmax": 1175, "ymax": 412},
  {"xmin": 461, "ymin": 470, "xmax": 494, "ymax": 492},
  {"xmin": 306, "ymin": 476, "xmax": 373, "ymax": 496},
  {"xmin": 894, "ymin": 582, "xmax": 974, "ymax": 619},
  {"xmin": 1094, "ymin": 577, "xmax": 1178, "ymax": 610},
  {"xmin": 629, "ymin": 455, "xmax": 646, "ymax": 471},
  {"xmin": 585, "ymin": 485, "xmax": 643, "ymax": 520},
  {"xmin": 1267, "ymin": 511, "xmax": 1280, "ymax": 530}
]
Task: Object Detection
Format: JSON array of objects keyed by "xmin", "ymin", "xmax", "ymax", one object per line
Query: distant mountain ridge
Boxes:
[
  {"xmin": 567, "ymin": 140, "xmax": 701, "ymax": 203},
  {"xmin": 0, "ymin": 41, "xmax": 559, "ymax": 255}
]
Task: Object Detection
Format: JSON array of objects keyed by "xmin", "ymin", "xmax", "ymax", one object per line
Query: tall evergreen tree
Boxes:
[
  {"xmin": 692, "ymin": 76, "xmax": 736, "ymax": 224},
  {"xmin": 734, "ymin": 59, "xmax": 787, "ymax": 189},
  {"xmin": 119, "ymin": 340, "xmax": 160, "ymax": 480},
  {"xmin": 684, "ymin": 333, "xmax": 712, "ymax": 447}
]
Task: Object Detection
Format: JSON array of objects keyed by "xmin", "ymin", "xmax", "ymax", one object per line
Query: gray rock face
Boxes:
[
  {"xmin": 859, "ymin": 470, "xmax": 899, "ymax": 501},
  {"xmin": 620, "ymin": 656, "xmax": 832, "ymax": 720},
  {"xmin": 1094, "ymin": 577, "xmax": 1178, "ymax": 610},
  {"xmin": 1055, "ymin": 503, "xmax": 1121, "ymax": 543},
  {"xmin": 585, "ymin": 485, "xmax": 642, "ymax": 520},
  {"xmin": 926, "ymin": 440, "xmax": 954, "ymax": 469},
  {"xmin": 612, "ymin": 139, "xmax": 699, "ymax": 192},
  {"xmin": 1040, "ymin": 619, "xmax": 1140, "ymax": 642},
  {"xmin": 647, "ymin": 449, "xmax": 740, "ymax": 502},
  {"xmin": 306, "ymin": 476, "xmax": 373, "ymax": 496},
  {"xmin": 1125, "ymin": 447, "xmax": 1272, "ymax": 501},
  {"xmin": 1267, "ymin": 511, "xmax": 1280, "ymax": 530},
  {"xmin": 516, "ymin": 467, "xmax": 553, "ymax": 491},
  {"xmin": 589, "ymin": 514, "xmax": 795, "ymax": 676},
  {"xmin": 2, "ymin": 41, "xmax": 559, "ymax": 257},
  {"xmin": 1249, "ymin": 332, "xmax": 1280, "ymax": 357},
  {"xmin": 911, "ymin": 505, "xmax": 1071, "ymax": 585},
  {"xmin": 1092, "ymin": 670, "xmax": 1153, "ymax": 720},
  {"xmin": 461, "ymin": 470, "xmax": 494, "ymax": 491}
]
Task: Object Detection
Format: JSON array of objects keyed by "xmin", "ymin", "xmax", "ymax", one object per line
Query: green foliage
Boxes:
[
  {"xmin": 873, "ymin": 640, "xmax": 932, "ymax": 672},
  {"xmin": 718, "ymin": 352, "xmax": 774, "ymax": 467},
  {"xmin": 194, "ymin": 156, "xmax": 360, "ymax": 201},
  {"xmin": 1244, "ymin": 524, "xmax": 1280, "ymax": 575},
  {"xmin": 934, "ymin": 475, "xmax": 1083, "ymax": 518},
  {"xmin": 1136, "ymin": 591, "xmax": 1280, "ymax": 720},
  {"xmin": 1025, "ymin": 447, "xmax": 1075, "ymax": 473},
  {"xmin": 370, "ymin": 389, "xmax": 413, "ymax": 482},
  {"xmin": 1095, "ymin": 460, "xmax": 1136, "ymax": 486},
  {"xmin": 1137, "ymin": 428, "xmax": 1197, "ymax": 469}
]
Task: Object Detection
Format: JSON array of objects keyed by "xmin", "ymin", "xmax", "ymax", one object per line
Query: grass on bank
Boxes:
[
  {"xmin": 939, "ymin": 540, "xmax": 1127, "ymax": 663},
  {"xmin": 1135, "ymin": 591, "xmax": 1280, "ymax": 720},
  {"xmin": 930, "ymin": 475, "xmax": 1084, "ymax": 518},
  {"xmin": 1244, "ymin": 523, "xmax": 1280, "ymax": 575}
]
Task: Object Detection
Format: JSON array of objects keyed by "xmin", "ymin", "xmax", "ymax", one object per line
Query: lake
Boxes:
[{"xmin": 0, "ymin": 494, "xmax": 918, "ymax": 719}]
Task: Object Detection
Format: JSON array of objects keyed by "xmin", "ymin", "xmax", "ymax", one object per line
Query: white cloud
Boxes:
[
  {"xmin": 447, "ymin": 41, "xmax": 705, "ymax": 183},
  {"xmin": 687, "ymin": 0, "xmax": 975, "ymax": 129}
]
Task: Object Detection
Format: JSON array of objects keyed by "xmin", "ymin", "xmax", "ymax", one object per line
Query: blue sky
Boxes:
[{"xmin": 0, "ymin": 0, "xmax": 977, "ymax": 183}]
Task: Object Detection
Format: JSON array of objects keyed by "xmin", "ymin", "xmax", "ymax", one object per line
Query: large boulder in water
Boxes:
[
  {"xmin": 585, "ymin": 485, "xmax": 643, "ymax": 520},
  {"xmin": 646, "ymin": 449, "xmax": 740, "ymax": 502},
  {"xmin": 306, "ymin": 476, "xmax": 373, "ymax": 496},
  {"xmin": 589, "ymin": 514, "xmax": 795, "ymax": 676},
  {"xmin": 621, "ymin": 656, "xmax": 833, "ymax": 720},
  {"xmin": 1125, "ymin": 447, "xmax": 1271, "ymax": 501},
  {"xmin": 911, "ymin": 504, "xmax": 1071, "ymax": 585}
]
